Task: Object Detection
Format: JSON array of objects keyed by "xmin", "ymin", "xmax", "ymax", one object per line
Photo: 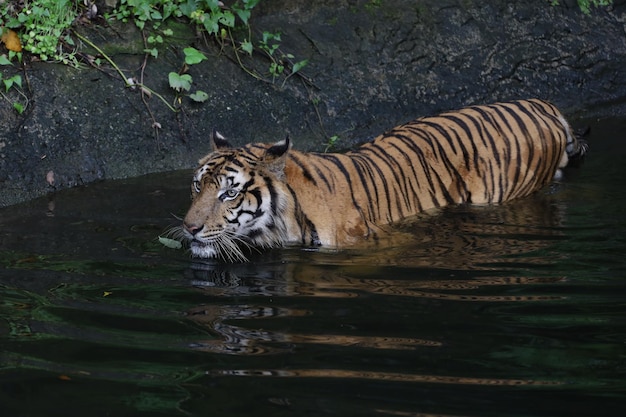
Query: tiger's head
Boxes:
[{"xmin": 181, "ymin": 131, "xmax": 293, "ymax": 262}]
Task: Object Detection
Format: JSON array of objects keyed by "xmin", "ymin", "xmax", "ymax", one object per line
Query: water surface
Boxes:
[{"xmin": 1, "ymin": 120, "xmax": 625, "ymax": 416}]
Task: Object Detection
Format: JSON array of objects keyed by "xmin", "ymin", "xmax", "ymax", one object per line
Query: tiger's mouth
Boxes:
[
  {"xmin": 190, "ymin": 237, "xmax": 211, "ymax": 247},
  {"xmin": 187, "ymin": 234, "xmax": 249, "ymax": 262},
  {"xmin": 183, "ymin": 228, "xmax": 218, "ymax": 249},
  {"xmin": 189, "ymin": 238, "xmax": 219, "ymax": 258},
  {"xmin": 189, "ymin": 235, "xmax": 219, "ymax": 250}
]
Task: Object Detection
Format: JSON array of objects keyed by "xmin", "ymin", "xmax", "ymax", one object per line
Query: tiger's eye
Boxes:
[{"xmin": 220, "ymin": 188, "xmax": 239, "ymax": 201}]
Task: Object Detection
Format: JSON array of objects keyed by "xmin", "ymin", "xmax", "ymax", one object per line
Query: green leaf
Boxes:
[
  {"xmin": 204, "ymin": 0, "xmax": 222, "ymax": 11},
  {"xmin": 178, "ymin": 0, "xmax": 197, "ymax": 18},
  {"xmin": 244, "ymin": 0, "xmax": 261, "ymax": 9},
  {"xmin": 189, "ymin": 90, "xmax": 209, "ymax": 102},
  {"xmin": 241, "ymin": 40, "xmax": 253, "ymax": 55},
  {"xmin": 3, "ymin": 76, "xmax": 20, "ymax": 92},
  {"xmin": 202, "ymin": 14, "xmax": 220, "ymax": 35},
  {"xmin": 219, "ymin": 11, "xmax": 235, "ymax": 28},
  {"xmin": 292, "ymin": 59, "xmax": 308, "ymax": 74},
  {"xmin": 183, "ymin": 47, "xmax": 207, "ymax": 65},
  {"xmin": 270, "ymin": 62, "xmax": 284, "ymax": 76},
  {"xmin": 145, "ymin": 48, "xmax": 158, "ymax": 58},
  {"xmin": 10, "ymin": 75, "xmax": 22, "ymax": 89},
  {"xmin": 0, "ymin": 55, "xmax": 11, "ymax": 65},
  {"xmin": 13, "ymin": 102, "xmax": 24, "ymax": 114},
  {"xmin": 168, "ymin": 72, "xmax": 193, "ymax": 92},
  {"xmin": 235, "ymin": 8, "xmax": 251, "ymax": 25},
  {"xmin": 158, "ymin": 236, "xmax": 182, "ymax": 249},
  {"xmin": 8, "ymin": 51, "xmax": 22, "ymax": 62},
  {"xmin": 147, "ymin": 35, "xmax": 163, "ymax": 44}
]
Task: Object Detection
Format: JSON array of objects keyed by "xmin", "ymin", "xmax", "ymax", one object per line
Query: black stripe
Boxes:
[
  {"xmin": 468, "ymin": 106, "xmax": 512, "ymax": 201},
  {"xmin": 356, "ymin": 151, "xmax": 397, "ymax": 223},
  {"xmin": 247, "ymin": 187, "xmax": 264, "ymax": 217},
  {"xmin": 426, "ymin": 125, "xmax": 470, "ymax": 202},
  {"xmin": 285, "ymin": 184, "xmax": 321, "ymax": 246},
  {"xmin": 349, "ymin": 155, "xmax": 380, "ymax": 222},
  {"xmin": 230, "ymin": 158, "xmax": 245, "ymax": 168},
  {"xmin": 408, "ymin": 124, "xmax": 469, "ymax": 203},
  {"xmin": 263, "ymin": 175, "xmax": 280, "ymax": 216},
  {"xmin": 468, "ymin": 106, "xmax": 503, "ymax": 167},
  {"xmin": 366, "ymin": 142, "xmax": 414, "ymax": 213},
  {"xmin": 394, "ymin": 133, "xmax": 443, "ymax": 208},
  {"xmin": 526, "ymin": 99, "xmax": 565, "ymax": 166},
  {"xmin": 386, "ymin": 141, "xmax": 425, "ymax": 212},
  {"xmin": 413, "ymin": 120, "xmax": 472, "ymax": 171},
  {"xmin": 322, "ymin": 154, "xmax": 369, "ymax": 228},
  {"xmin": 499, "ymin": 102, "xmax": 537, "ymax": 196},
  {"xmin": 308, "ymin": 154, "xmax": 334, "ymax": 190},
  {"xmin": 289, "ymin": 153, "xmax": 317, "ymax": 185},
  {"xmin": 486, "ymin": 103, "xmax": 522, "ymax": 200},
  {"xmin": 437, "ymin": 114, "xmax": 481, "ymax": 173}
]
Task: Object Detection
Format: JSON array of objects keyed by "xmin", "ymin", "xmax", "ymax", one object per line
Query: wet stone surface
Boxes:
[{"xmin": 1, "ymin": 0, "xmax": 626, "ymax": 206}]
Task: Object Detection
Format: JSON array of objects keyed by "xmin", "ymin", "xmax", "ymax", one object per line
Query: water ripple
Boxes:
[{"xmin": 206, "ymin": 368, "xmax": 562, "ymax": 386}]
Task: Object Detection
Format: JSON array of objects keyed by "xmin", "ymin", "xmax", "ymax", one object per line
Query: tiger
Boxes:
[{"xmin": 180, "ymin": 98, "xmax": 587, "ymax": 261}]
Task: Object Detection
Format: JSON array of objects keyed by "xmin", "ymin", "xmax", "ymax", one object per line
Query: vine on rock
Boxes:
[{"xmin": 0, "ymin": 0, "xmax": 309, "ymax": 127}]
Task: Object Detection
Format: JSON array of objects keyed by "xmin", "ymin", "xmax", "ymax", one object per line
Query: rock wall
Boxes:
[{"xmin": 1, "ymin": 0, "xmax": 625, "ymax": 206}]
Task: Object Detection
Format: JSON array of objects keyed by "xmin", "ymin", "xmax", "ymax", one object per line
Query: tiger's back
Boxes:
[
  {"xmin": 284, "ymin": 99, "xmax": 583, "ymax": 245},
  {"xmin": 182, "ymin": 99, "xmax": 587, "ymax": 260}
]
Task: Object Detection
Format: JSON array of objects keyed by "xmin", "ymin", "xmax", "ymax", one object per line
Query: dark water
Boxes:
[{"xmin": 1, "ymin": 120, "xmax": 625, "ymax": 417}]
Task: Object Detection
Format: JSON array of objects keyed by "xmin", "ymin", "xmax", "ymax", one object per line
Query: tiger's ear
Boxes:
[
  {"xmin": 210, "ymin": 129, "xmax": 231, "ymax": 151},
  {"xmin": 262, "ymin": 136, "xmax": 291, "ymax": 179}
]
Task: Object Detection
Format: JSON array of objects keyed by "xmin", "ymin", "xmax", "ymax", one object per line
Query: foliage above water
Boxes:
[
  {"xmin": 0, "ymin": 0, "xmax": 615, "ymax": 137},
  {"xmin": 0, "ymin": 52, "xmax": 25, "ymax": 113},
  {"xmin": 0, "ymin": 0, "xmax": 312, "ymax": 133},
  {"xmin": 550, "ymin": 0, "xmax": 614, "ymax": 14},
  {"xmin": 1, "ymin": 0, "xmax": 77, "ymax": 64},
  {"xmin": 0, "ymin": 0, "xmax": 613, "ymax": 76},
  {"xmin": 0, "ymin": 0, "xmax": 308, "ymax": 84}
]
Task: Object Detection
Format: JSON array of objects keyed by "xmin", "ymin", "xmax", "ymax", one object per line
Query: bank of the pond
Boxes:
[{"xmin": 1, "ymin": 0, "xmax": 626, "ymax": 207}]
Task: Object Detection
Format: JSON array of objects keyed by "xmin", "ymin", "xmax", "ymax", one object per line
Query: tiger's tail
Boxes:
[
  {"xmin": 559, "ymin": 113, "xmax": 588, "ymax": 162},
  {"xmin": 554, "ymin": 113, "xmax": 588, "ymax": 180},
  {"xmin": 561, "ymin": 114, "xmax": 589, "ymax": 161}
]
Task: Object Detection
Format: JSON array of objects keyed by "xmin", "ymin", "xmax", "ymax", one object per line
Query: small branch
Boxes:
[
  {"xmin": 73, "ymin": 30, "xmax": 131, "ymax": 87},
  {"xmin": 139, "ymin": 31, "xmax": 162, "ymax": 146},
  {"xmin": 73, "ymin": 30, "xmax": 178, "ymax": 113},
  {"xmin": 226, "ymin": 28, "xmax": 265, "ymax": 82}
]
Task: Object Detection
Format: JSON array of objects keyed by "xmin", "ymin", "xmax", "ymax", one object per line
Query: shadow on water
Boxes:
[{"xmin": 1, "ymin": 120, "xmax": 625, "ymax": 416}]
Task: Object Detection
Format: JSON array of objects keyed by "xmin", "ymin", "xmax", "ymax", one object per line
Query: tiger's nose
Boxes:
[{"xmin": 183, "ymin": 222, "xmax": 203, "ymax": 236}]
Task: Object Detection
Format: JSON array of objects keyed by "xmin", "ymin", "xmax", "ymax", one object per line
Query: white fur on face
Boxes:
[{"xmin": 185, "ymin": 150, "xmax": 292, "ymax": 261}]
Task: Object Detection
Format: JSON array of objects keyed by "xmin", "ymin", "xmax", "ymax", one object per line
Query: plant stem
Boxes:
[
  {"xmin": 226, "ymin": 28, "xmax": 264, "ymax": 82},
  {"xmin": 73, "ymin": 30, "xmax": 178, "ymax": 113},
  {"xmin": 73, "ymin": 30, "xmax": 130, "ymax": 86}
]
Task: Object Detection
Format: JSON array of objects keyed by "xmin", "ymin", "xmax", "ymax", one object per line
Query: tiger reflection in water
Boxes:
[{"xmin": 184, "ymin": 190, "xmax": 575, "ymax": 356}]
